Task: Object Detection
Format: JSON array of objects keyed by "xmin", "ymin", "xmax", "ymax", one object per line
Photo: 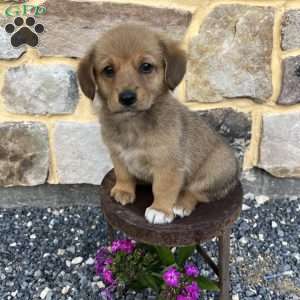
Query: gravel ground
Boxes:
[{"xmin": 0, "ymin": 194, "xmax": 299, "ymax": 300}]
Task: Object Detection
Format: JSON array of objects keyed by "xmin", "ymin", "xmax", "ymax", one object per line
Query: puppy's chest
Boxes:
[{"xmin": 113, "ymin": 142, "xmax": 152, "ymax": 181}]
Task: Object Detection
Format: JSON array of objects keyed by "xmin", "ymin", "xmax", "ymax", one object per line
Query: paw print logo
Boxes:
[{"xmin": 5, "ymin": 16, "xmax": 44, "ymax": 47}]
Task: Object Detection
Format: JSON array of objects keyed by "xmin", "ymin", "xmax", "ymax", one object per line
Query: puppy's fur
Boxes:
[{"xmin": 78, "ymin": 24, "xmax": 239, "ymax": 224}]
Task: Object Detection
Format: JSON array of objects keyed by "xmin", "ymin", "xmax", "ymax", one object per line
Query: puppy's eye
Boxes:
[
  {"xmin": 139, "ymin": 63, "xmax": 154, "ymax": 74},
  {"xmin": 102, "ymin": 66, "xmax": 115, "ymax": 78}
]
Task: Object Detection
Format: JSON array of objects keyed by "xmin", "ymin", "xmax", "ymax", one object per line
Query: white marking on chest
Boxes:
[
  {"xmin": 115, "ymin": 145, "xmax": 152, "ymax": 181},
  {"xmin": 119, "ymin": 149, "xmax": 145, "ymax": 166}
]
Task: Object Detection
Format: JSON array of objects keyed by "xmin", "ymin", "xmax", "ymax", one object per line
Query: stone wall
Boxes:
[{"xmin": 0, "ymin": 0, "xmax": 299, "ymax": 193}]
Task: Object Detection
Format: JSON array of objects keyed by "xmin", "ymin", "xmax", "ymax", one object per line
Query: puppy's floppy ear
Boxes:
[
  {"xmin": 160, "ymin": 38, "xmax": 187, "ymax": 90},
  {"xmin": 77, "ymin": 50, "xmax": 96, "ymax": 100}
]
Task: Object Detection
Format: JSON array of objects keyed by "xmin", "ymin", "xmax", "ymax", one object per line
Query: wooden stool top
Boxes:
[{"xmin": 100, "ymin": 170, "xmax": 243, "ymax": 247}]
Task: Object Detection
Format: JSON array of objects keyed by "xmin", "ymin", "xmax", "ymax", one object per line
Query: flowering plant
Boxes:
[{"xmin": 95, "ymin": 239, "xmax": 219, "ymax": 300}]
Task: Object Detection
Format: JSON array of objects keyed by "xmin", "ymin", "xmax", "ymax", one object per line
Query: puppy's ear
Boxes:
[
  {"xmin": 77, "ymin": 50, "xmax": 96, "ymax": 100},
  {"xmin": 160, "ymin": 39, "xmax": 187, "ymax": 90}
]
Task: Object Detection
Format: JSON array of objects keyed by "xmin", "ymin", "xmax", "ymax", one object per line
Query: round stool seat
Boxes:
[{"xmin": 100, "ymin": 170, "xmax": 243, "ymax": 247}]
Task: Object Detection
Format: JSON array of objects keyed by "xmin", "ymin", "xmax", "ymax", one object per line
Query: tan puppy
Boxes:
[{"xmin": 78, "ymin": 24, "xmax": 239, "ymax": 224}]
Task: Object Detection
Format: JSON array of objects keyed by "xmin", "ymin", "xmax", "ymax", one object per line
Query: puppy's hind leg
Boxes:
[{"xmin": 173, "ymin": 190, "xmax": 209, "ymax": 218}]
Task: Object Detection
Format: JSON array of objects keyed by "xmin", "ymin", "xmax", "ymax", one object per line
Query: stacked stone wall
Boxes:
[{"xmin": 0, "ymin": 0, "xmax": 299, "ymax": 194}]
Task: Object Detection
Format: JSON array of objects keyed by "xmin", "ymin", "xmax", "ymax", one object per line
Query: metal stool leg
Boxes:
[
  {"xmin": 218, "ymin": 226, "xmax": 231, "ymax": 300},
  {"xmin": 107, "ymin": 223, "xmax": 115, "ymax": 244}
]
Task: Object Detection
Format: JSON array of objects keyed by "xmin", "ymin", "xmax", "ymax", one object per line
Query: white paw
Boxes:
[
  {"xmin": 145, "ymin": 207, "xmax": 174, "ymax": 224},
  {"xmin": 173, "ymin": 206, "xmax": 192, "ymax": 218}
]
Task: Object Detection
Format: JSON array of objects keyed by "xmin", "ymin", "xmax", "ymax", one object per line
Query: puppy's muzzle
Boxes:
[{"xmin": 119, "ymin": 90, "xmax": 137, "ymax": 107}]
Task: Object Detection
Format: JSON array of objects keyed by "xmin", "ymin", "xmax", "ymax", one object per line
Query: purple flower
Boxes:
[
  {"xmin": 185, "ymin": 282, "xmax": 201, "ymax": 299},
  {"xmin": 185, "ymin": 263, "xmax": 200, "ymax": 278},
  {"xmin": 104, "ymin": 258, "xmax": 113, "ymax": 265},
  {"xmin": 120, "ymin": 240, "xmax": 136, "ymax": 254},
  {"xmin": 95, "ymin": 248, "xmax": 110, "ymax": 276},
  {"xmin": 100, "ymin": 285, "xmax": 115, "ymax": 300},
  {"xmin": 96, "ymin": 247, "xmax": 110, "ymax": 260},
  {"xmin": 111, "ymin": 239, "xmax": 135, "ymax": 254},
  {"xmin": 103, "ymin": 268, "xmax": 114, "ymax": 285},
  {"xmin": 163, "ymin": 266, "xmax": 181, "ymax": 287},
  {"xmin": 111, "ymin": 240, "xmax": 122, "ymax": 253},
  {"xmin": 96, "ymin": 247, "xmax": 109, "ymax": 263}
]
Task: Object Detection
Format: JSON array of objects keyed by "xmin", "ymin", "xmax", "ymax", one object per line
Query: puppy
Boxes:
[{"xmin": 78, "ymin": 24, "xmax": 239, "ymax": 224}]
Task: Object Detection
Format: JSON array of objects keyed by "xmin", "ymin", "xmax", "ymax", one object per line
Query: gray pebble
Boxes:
[
  {"xmin": 67, "ymin": 246, "xmax": 76, "ymax": 254},
  {"xmin": 0, "ymin": 196, "xmax": 299, "ymax": 300},
  {"xmin": 34, "ymin": 270, "xmax": 42, "ymax": 278}
]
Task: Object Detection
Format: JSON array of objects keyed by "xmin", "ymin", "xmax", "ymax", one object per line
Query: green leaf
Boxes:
[
  {"xmin": 176, "ymin": 246, "xmax": 195, "ymax": 267},
  {"xmin": 136, "ymin": 273, "xmax": 161, "ymax": 292},
  {"xmin": 151, "ymin": 272, "xmax": 164, "ymax": 288},
  {"xmin": 196, "ymin": 276, "xmax": 220, "ymax": 292},
  {"xmin": 154, "ymin": 246, "xmax": 175, "ymax": 266},
  {"xmin": 144, "ymin": 274, "xmax": 160, "ymax": 292},
  {"xmin": 128, "ymin": 281, "xmax": 145, "ymax": 292}
]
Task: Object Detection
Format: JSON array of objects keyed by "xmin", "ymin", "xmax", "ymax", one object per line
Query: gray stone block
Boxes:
[
  {"xmin": 187, "ymin": 5, "xmax": 274, "ymax": 103},
  {"xmin": 53, "ymin": 122, "xmax": 112, "ymax": 185},
  {"xmin": 281, "ymin": 10, "xmax": 300, "ymax": 50},
  {"xmin": 242, "ymin": 168, "xmax": 300, "ymax": 199},
  {"xmin": 0, "ymin": 122, "xmax": 49, "ymax": 187},
  {"xmin": 1, "ymin": 64, "xmax": 79, "ymax": 115},
  {"xmin": 198, "ymin": 108, "xmax": 251, "ymax": 141},
  {"xmin": 278, "ymin": 56, "xmax": 300, "ymax": 105},
  {"xmin": 37, "ymin": 0, "xmax": 192, "ymax": 58},
  {"xmin": 0, "ymin": 184, "xmax": 101, "ymax": 208},
  {"xmin": 258, "ymin": 111, "xmax": 300, "ymax": 178},
  {"xmin": 198, "ymin": 108, "xmax": 251, "ymax": 165}
]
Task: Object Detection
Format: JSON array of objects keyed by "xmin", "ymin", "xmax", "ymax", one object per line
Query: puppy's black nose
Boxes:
[{"xmin": 119, "ymin": 90, "xmax": 137, "ymax": 106}]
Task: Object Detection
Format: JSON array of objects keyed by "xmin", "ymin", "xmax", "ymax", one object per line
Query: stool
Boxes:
[{"xmin": 100, "ymin": 170, "xmax": 243, "ymax": 300}]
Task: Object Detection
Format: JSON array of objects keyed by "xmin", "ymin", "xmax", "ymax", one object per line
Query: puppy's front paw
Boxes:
[
  {"xmin": 111, "ymin": 185, "xmax": 135, "ymax": 206},
  {"xmin": 173, "ymin": 205, "xmax": 193, "ymax": 218},
  {"xmin": 145, "ymin": 207, "xmax": 174, "ymax": 224}
]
